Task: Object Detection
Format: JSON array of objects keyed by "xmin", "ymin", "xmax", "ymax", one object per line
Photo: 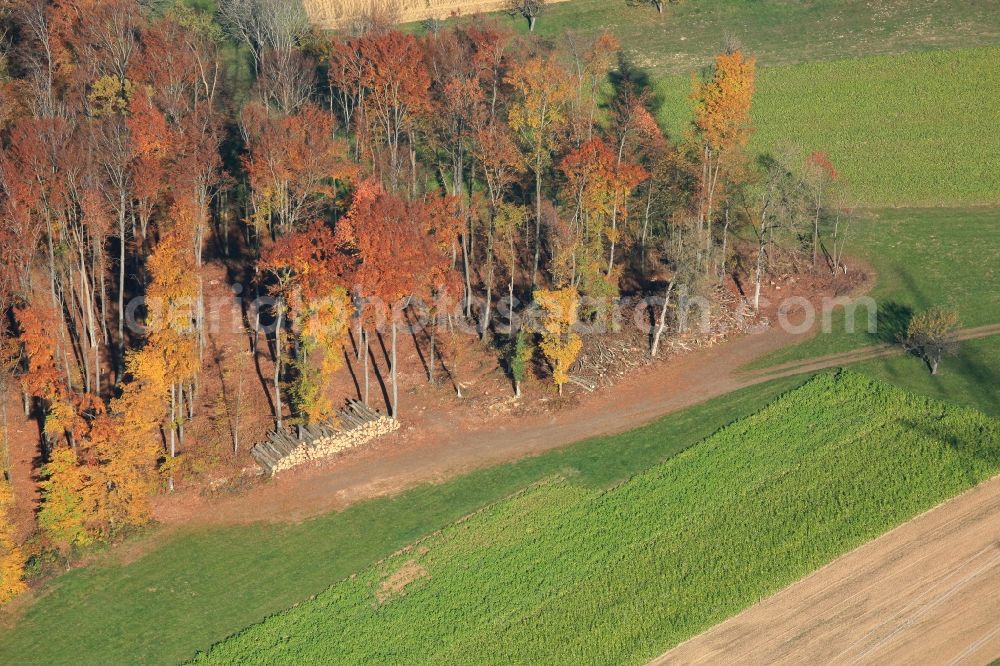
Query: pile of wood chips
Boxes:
[{"xmin": 572, "ymin": 290, "xmax": 765, "ymax": 386}]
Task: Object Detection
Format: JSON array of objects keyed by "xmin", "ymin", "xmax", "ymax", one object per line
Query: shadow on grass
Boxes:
[
  {"xmin": 609, "ymin": 52, "xmax": 665, "ymax": 119},
  {"xmin": 873, "ymin": 301, "xmax": 913, "ymax": 344},
  {"xmin": 948, "ymin": 342, "xmax": 1000, "ymax": 417}
]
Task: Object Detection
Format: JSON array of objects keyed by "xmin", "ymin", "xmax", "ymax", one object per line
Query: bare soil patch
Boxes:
[
  {"xmin": 376, "ymin": 559, "xmax": 430, "ymax": 603},
  {"xmin": 652, "ymin": 473, "xmax": 1000, "ymax": 666}
]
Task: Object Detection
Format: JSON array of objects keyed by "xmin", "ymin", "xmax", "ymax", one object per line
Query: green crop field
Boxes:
[
  {"xmin": 0, "ymin": 375, "xmax": 810, "ymax": 665},
  {"xmin": 657, "ymin": 47, "xmax": 1000, "ymax": 205},
  {"xmin": 755, "ymin": 207, "xmax": 1000, "ymax": 368},
  {"xmin": 194, "ymin": 372, "xmax": 1000, "ymax": 664}
]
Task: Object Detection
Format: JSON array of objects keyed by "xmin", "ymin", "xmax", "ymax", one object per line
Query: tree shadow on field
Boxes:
[
  {"xmin": 609, "ymin": 52, "xmax": 664, "ymax": 118},
  {"xmin": 947, "ymin": 342, "xmax": 1000, "ymax": 417},
  {"xmin": 901, "ymin": 413, "xmax": 1000, "ymax": 481},
  {"xmin": 873, "ymin": 301, "xmax": 913, "ymax": 345}
]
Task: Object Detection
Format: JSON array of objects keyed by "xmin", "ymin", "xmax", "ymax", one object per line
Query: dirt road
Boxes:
[
  {"xmin": 155, "ymin": 316, "xmax": 1000, "ymax": 526},
  {"xmin": 652, "ymin": 473, "xmax": 1000, "ymax": 666}
]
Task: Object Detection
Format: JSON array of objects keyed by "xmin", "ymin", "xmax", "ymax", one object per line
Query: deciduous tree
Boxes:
[
  {"xmin": 0, "ymin": 476, "xmax": 26, "ymax": 602},
  {"xmin": 903, "ymin": 307, "xmax": 960, "ymax": 375},
  {"xmin": 507, "ymin": 56, "xmax": 572, "ymax": 285},
  {"xmin": 691, "ymin": 49, "xmax": 755, "ymax": 260},
  {"xmin": 534, "ymin": 287, "xmax": 582, "ymax": 394}
]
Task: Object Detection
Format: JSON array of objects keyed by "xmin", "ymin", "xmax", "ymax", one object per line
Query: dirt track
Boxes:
[{"xmin": 652, "ymin": 473, "xmax": 1000, "ymax": 666}]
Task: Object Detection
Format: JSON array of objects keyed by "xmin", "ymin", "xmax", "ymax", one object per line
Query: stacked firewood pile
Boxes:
[{"xmin": 250, "ymin": 400, "xmax": 400, "ymax": 475}]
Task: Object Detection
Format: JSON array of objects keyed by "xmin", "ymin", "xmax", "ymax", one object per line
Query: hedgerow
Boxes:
[{"xmin": 196, "ymin": 371, "xmax": 1000, "ymax": 664}]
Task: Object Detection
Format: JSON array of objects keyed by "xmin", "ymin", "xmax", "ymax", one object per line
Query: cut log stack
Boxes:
[{"xmin": 250, "ymin": 400, "xmax": 400, "ymax": 475}]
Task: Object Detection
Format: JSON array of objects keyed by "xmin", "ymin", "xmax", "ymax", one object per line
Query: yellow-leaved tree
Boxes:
[
  {"xmin": 534, "ymin": 287, "xmax": 583, "ymax": 395},
  {"xmin": 144, "ymin": 218, "xmax": 201, "ymax": 490},
  {"xmin": 37, "ymin": 445, "xmax": 94, "ymax": 547},
  {"xmin": 0, "ymin": 471, "xmax": 26, "ymax": 603},
  {"xmin": 96, "ymin": 347, "xmax": 169, "ymax": 527},
  {"xmin": 507, "ymin": 56, "xmax": 573, "ymax": 286},
  {"xmin": 294, "ymin": 287, "xmax": 353, "ymax": 423}
]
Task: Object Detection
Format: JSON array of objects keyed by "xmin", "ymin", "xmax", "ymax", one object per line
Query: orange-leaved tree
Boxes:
[
  {"xmin": 342, "ymin": 182, "xmax": 457, "ymax": 416},
  {"xmin": 357, "ymin": 31, "xmax": 431, "ymax": 192},
  {"xmin": 559, "ymin": 137, "xmax": 647, "ymax": 292},
  {"xmin": 260, "ymin": 220, "xmax": 355, "ymax": 424},
  {"xmin": 240, "ymin": 102, "xmax": 353, "ymax": 239},
  {"xmin": 19, "ymin": 306, "xmax": 111, "ymax": 546},
  {"xmin": 17, "ymin": 305, "xmax": 83, "ymax": 447},
  {"xmin": 475, "ymin": 123, "xmax": 523, "ymax": 334},
  {"xmin": 690, "ymin": 49, "xmax": 755, "ymax": 256}
]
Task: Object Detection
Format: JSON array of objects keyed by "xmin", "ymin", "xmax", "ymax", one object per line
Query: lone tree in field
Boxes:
[
  {"xmin": 506, "ymin": 0, "xmax": 544, "ymax": 31},
  {"xmin": 902, "ymin": 307, "xmax": 960, "ymax": 375},
  {"xmin": 628, "ymin": 0, "xmax": 670, "ymax": 15}
]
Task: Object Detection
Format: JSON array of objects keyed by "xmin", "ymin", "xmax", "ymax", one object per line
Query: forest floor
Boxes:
[
  {"xmin": 0, "ymin": 262, "xmax": 862, "ymax": 536},
  {"xmin": 149, "ymin": 268, "xmax": 844, "ymax": 525},
  {"xmin": 130, "ymin": 253, "xmax": 994, "ymax": 529},
  {"xmin": 652, "ymin": 472, "xmax": 1000, "ymax": 666},
  {"xmin": 153, "ymin": 315, "xmax": 1000, "ymax": 527}
]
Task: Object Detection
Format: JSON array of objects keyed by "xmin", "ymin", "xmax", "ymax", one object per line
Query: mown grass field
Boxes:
[
  {"xmin": 755, "ymin": 207, "xmax": 1000, "ymax": 367},
  {"xmin": 194, "ymin": 372, "xmax": 1000, "ymax": 664},
  {"xmin": 0, "ymin": 375, "xmax": 811, "ymax": 665},
  {"xmin": 856, "ymin": 336, "xmax": 1000, "ymax": 419},
  {"xmin": 463, "ymin": 0, "xmax": 1000, "ymax": 76},
  {"xmin": 656, "ymin": 47, "xmax": 1000, "ymax": 205}
]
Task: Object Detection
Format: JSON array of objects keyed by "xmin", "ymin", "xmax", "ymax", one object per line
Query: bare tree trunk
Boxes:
[
  {"xmin": 508, "ymin": 275, "xmax": 516, "ymax": 335},
  {"xmin": 650, "ymin": 281, "xmax": 675, "ymax": 358},
  {"xmin": 273, "ymin": 308, "xmax": 283, "ymax": 430},
  {"xmin": 462, "ymin": 233, "xmax": 473, "ymax": 319},
  {"xmin": 168, "ymin": 384, "xmax": 176, "ymax": 492},
  {"xmin": 390, "ymin": 319, "xmax": 398, "ymax": 417},
  {"xmin": 234, "ymin": 349, "xmax": 245, "ymax": 454},
  {"xmin": 429, "ymin": 315, "xmax": 436, "ymax": 384},
  {"xmin": 719, "ymin": 206, "xmax": 731, "ymax": 283},
  {"xmin": 482, "ymin": 283, "xmax": 492, "ymax": 339},
  {"xmin": 812, "ymin": 206, "xmax": 820, "ymax": 270},
  {"xmin": 118, "ymin": 198, "xmax": 126, "ymax": 373},
  {"xmin": 641, "ymin": 182, "xmax": 652, "ymax": 274},
  {"xmin": 178, "ymin": 383, "xmax": 185, "ymax": 447},
  {"xmin": 356, "ymin": 315, "xmax": 363, "ymax": 362},
  {"xmin": 753, "ymin": 229, "xmax": 766, "ymax": 311},
  {"xmin": 363, "ymin": 327, "xmax": 370, "ymax": 405},
  {"xmin": 532, "ymin": 154, "xmax": 543, "ymax": 287}
]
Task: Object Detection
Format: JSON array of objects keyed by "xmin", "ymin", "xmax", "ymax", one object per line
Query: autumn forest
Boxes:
[{"xmin": 0, "ymin": 0, "xmax": 852, "ymax": 603}]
